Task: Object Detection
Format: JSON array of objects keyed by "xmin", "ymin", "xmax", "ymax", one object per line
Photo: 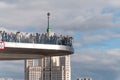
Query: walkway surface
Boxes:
[{"xmin": 0, "ymin": 42, "xmax": 74, "ymax": 60}]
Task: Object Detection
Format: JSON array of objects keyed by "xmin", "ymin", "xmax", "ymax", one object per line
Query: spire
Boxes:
[{"xmin": 47, "ymin": 12, "xmax": 50, "ymax": 33}]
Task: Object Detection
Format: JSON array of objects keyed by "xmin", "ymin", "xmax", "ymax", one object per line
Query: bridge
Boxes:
[
  {"xmin": 0, "ymin": 13, "xmax": 74, "ymax": 60},
  {"xmin": 0, "ymin": 42, "xmax": 74, "ymax": 60}
]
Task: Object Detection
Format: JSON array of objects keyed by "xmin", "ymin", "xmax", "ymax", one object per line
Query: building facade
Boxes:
[
  {"xmin": 25, "ymin": 55, "xmax": 71, "ymax": 80},
  {"xmin": 0, "ymin": 78, "xmax": 5, "ymax": 80},
  {"xmin": 0, "ymin": 78, "xmax": 13, "ymax": 80},
  {"xmin": 60, "ymin": 56, "xmax": 71, "ymax": 80},
  {"xmin": 28, "ymin": 67, "xmax": 42, "ymax": 80},
  {"xmin": 25, "ymin": 59, "xmax": 42, "ymax": 80},
  {"xmin": 77, "ymin": 77, "xmax": 92, "ymax": 80},
  {"xmin": 6, "ymin": 78, "xmax": 14, "ymax": 80}
]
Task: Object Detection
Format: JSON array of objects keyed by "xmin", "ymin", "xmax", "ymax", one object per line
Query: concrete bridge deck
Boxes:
[{"xmin": 0, "ymin": 42, "xmax": 74, "ymax": 60}]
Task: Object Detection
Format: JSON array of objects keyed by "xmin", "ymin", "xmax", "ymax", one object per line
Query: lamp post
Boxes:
[
  {"xmin": 47, "ymin": 12, "xmax": 52, "ymax": 80},
  {"xmin": 47, "ymin": 12, "xmax": 50, "ymax": 33}
]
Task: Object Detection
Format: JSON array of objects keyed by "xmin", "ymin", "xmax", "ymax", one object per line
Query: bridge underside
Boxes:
[
  {"xmin": 0, "ymin": 53, "xmax": 44, "ymax": 60},
  {"xmin": 0, "ymin": 42, "xmax": 74, "ymax": 60}
]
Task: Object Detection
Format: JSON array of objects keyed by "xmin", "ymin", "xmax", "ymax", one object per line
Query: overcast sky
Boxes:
[{"xmin": 0, "ymin": 0, "xmax": 120, "ymax": 80}]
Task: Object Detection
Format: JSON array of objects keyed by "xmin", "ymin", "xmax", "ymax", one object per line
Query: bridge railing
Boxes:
[{"xmin": 0, "ymin": 31, "xmax": 73, "ymax": 47}]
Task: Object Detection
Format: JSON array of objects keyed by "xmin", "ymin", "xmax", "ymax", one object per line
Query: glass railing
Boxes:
[{"xmin": 0, "ymin": 31, "xmax": 73, "ymax": 47}]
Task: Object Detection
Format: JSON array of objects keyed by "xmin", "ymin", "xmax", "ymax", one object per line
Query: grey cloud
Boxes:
[
  {"xmin": 71, "ymin": 62, "xmax": 118, "ymax": 80},
  {"xmin": 0, "ymin": 60, "xmax": 24, "ymax": 79},
  {"xmin": 0, "ymin": 0, "xmax": 120, "ymax": 80},
  {"xmin": 0, "ymin": 0, "xmax": 116, "ymax": 32},
  {"xmin": 71, "ymin": 48, "xmax": 120, "ymax": 80},
  {"xmin": 74, "ymin": 29, "xmax": 120, "ymax": 47},
  {"xmin": 71, "ymin": 48, "xmax": 120, "ymax": 69}
]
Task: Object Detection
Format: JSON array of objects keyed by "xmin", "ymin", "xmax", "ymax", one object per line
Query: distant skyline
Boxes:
[{"xmin": 0, "ymin": 0, "xmax": 120, "ymax": 80}]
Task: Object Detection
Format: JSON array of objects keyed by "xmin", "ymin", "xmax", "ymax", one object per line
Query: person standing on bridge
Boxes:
[
  {"xmin": 0, "ymin": 31, "xmax": 2, "ymax": 42},
  {"xmin": 15, "ymin": 32, "xmax": 21, "ymax": 42}
]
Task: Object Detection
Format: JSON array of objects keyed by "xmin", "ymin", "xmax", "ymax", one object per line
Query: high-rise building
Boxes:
[
  {"xmin": 6, "ymin": 78, "xmax": 14, "ymax": 80},
  {"xmin": 25, "ymin": 55, "xmax": 71, "ymax": 80},
  {"xmin": 0, "ymin": 78, "xmax": 13, "ymax": 80},
  {"xmin": 0, "ymin": 78, "xmax": 5, "ymax": 80},
  {"xmin": 25, "ymin": 59, "xmax": 42, "ymax": 80},
  {"xmin": 28, "ymin": 67, "xmax": 42, "ymax": 80},
  {"xmin": 60, "ymin": 55, "xmax": 71, "ymax": 80},
  {"xmin": 77, "ymin": 77, "xmax": 92, "ymax": 80},
  {"xmin": 41, "ymin": 56, "xmax": 71, "ymax": 80}
]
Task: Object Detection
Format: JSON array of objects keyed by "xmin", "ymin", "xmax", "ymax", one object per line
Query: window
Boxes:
[{"xmin": 88, "ymin": 78, "xmax": 90, "ymax": 80}]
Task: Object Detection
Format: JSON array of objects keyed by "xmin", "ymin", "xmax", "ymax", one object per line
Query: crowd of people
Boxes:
[{"xmin": 0, "ymin": 31, "xmax": 73, "ymax": 46}]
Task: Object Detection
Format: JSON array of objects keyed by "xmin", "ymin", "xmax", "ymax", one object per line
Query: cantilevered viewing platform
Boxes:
[
  {"xmin": 0, "ymin": 13, "xmax": 74, "ymax": 60},
  {"xmin": 0, "ymin": 42, "xmax": 74, "ymax": 60}
]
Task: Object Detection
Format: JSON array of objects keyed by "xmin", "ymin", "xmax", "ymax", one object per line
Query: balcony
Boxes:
[{"xmin": 0, "ymin": 31, "xmax": 74, "ymax": 60}]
